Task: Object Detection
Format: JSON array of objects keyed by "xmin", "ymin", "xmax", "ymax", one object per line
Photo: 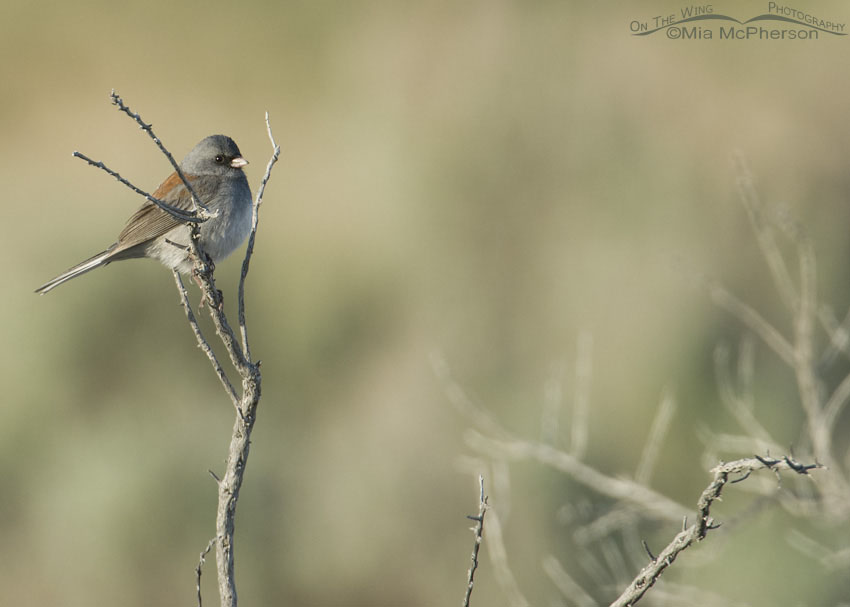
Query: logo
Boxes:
[{"xmin": 630, "ymin": 3, "xmax": 846, "ymax": 40}]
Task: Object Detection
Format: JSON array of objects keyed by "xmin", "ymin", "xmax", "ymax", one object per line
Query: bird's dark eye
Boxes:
[{"xmin": 214, "ymin": 155, "xmax": 224, "ymax": 164}]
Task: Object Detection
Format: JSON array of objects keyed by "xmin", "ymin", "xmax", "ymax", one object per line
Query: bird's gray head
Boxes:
[{"xmin": 181, "ymin": 135, "xmax": 248, "ymax": 177}]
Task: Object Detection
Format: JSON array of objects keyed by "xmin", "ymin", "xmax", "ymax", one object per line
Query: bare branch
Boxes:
[
  {"xmin": 818, "ymin": 303, "xmax": 850, "ymax": 364},
  {"xmin": 733, "ymin": 153, "xmax": 798, "ymax": 311},
  {"xmin": 542, "ymin": 554, "xmax": 598, "ymax": 607},
  {"xmin": 787, "ymin": 529, "xmax": 850, "ymax": 571},
  {"xmin": 82, "ymin": 92, "xmax": 278, "ymax": 607},
  {"xmin": 574, "ymin": 508, "xmax": 642, "ymax": 547},
  {"xmin": 238, "ymin": 112, "xmax": 280, "ymax": 364},
  {"xmin": 173, "ymin": 271, "xmax": 239, "ymax": 407},
  {"xmin": 71, "ymin": 151, "xmax": 201, "ymax": 223},
  {"xmin": 482, "ymin": 503, "xmax": 528, "ymax": 607},
  {"xmin": 713, "ymin": 343, "xmax": 779, "ymax": 449},
  {"xmin": 195, "ymin": 537, "xmax": 216, "ymax": 607},
  {"xmin": 736, "ymin": 332, "xmax": 756, "ymax": 397},
  {"xmin": 600, "ymin": 537, "xmax": 630, "ymax": 588},
  {"xmin": 696, "ymin": 427, "xmax": 784, "ymax": 466},
  {"xmin": 203, "ymin": 119, "xmax": 279, "ymax": 607},
  {"xmin": 462, "ymin": 475, "xmax": 489, "ymax": 607},
  {"xmin": 609, "ymin": 455, "xmax": 821, "ymax": 607},
  {"xmin": 823, "ymin": 369, "xmax": 850, "ymax": 434},
  {"xmin": 790, "ymin": 234, "xmax": 829, "ymax": 464},
  {"xmin": 635, "ymin": 388, "xmax": 676, "ymax": 486},
  {"xmin": 723, "ymin": 160, "xmax": 850, "ymax": 515},
  {"xmin": 465, "ymin": 431, "xmax": 690, "ymax": 523},
  {"xmin": 709, "ymin": 282, "xmax": 795, "ymax": 366},
  {"xmin": 431, "ymin": 352, "xmax": 512, "ymax": 440},
  {"xmin": 110, "ymin": 90, "xmax": 214, "ymax": 219}
]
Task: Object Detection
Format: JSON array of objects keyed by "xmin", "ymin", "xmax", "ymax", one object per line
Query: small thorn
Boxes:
[
  {"xmin": 755, "ymin": 454, "xmax": 776, "ymax": 468},
  {"xmin": 731, "ymin": 470, "xmax": 752, "ymax": 484},
  {"xmin": 642, "ymin": 540, "xmax": 656, "ymax": 562}
]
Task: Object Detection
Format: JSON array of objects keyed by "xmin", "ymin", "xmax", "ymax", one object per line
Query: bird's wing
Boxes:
[{"xmin": 114, "ymin": 173, "xmax": 218, "ymax": 251}]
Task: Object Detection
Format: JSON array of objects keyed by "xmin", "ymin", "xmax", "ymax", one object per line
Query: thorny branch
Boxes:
[
  {"xmin": 609, "ymin": 456, "xmax": 821, "ymax": 607},
  {"xmin": 109, "ymin": 90, "xmax": 213, "ymax": 219},
  {"xmin": 196, "ymin": 538, "xmax": 216, "ymax": 607},
  {"xmin": 71, "ymin": 151, "xmax": 201, "ymax": 223},
  {"xmin": 442, "ymin": 157, "xmax": 850, "ymax": 607},
  {"xmin": 715, "ymin": 156, "xmax": 850, "ymax": 517},
  {"xmin": 462, "ymin": 475, "xmax": 489, "ymax": 607},
  {"xmin": 238, "ymin": 112, "xmax": 280, "ymax": 364},
  {"xmin": 173, "ymin": 272, "xmax": 238, "ymax": 406},
  {"xmin": 89, "ymin": 91, "xmax": 280, "ymax": 607}
]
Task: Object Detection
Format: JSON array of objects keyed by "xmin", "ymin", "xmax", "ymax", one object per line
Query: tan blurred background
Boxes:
[{"xmin": 3, "ymin": 0, "xmax": 850, "ymax": 605}]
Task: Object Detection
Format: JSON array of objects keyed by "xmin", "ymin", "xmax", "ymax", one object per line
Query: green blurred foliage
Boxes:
[{"xmin": 3, "ymin": 0, "xmax": 850, "ymax": 605}]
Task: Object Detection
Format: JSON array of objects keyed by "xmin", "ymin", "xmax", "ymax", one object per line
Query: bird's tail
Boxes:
[{"xmin": 35, "ymin": 249, "xmax": 114, "ymax": 294}]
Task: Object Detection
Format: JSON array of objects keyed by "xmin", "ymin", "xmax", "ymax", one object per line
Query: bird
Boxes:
[{"xmin": 35, "ymin": 135, "xmax": 252, "ymax": 294}]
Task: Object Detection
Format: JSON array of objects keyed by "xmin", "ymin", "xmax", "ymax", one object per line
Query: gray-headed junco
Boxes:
[{"xmin": 36, "ymin": 135, "xmax": 252, "ymax": 294}]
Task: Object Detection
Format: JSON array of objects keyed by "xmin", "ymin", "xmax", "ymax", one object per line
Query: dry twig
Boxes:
[
  {"xmin": 86, "ymin": 91, "xmax": 280, "ymax": 607},
  {"xmin": 195, "ymin": 537, "xmax": 216, "ymax": 607},
  {"xmin": 462, "ymin": 475, "xmax": 489, "ymax": 607},
  {"xmin": 609, "ymin": 455, "xmax": 820, "ymax": 607}
]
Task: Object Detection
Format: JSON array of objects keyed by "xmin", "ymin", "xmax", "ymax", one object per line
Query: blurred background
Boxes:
[{"xmin": 3, "ymin": 0, "xmax": 850, "ymax": 605}]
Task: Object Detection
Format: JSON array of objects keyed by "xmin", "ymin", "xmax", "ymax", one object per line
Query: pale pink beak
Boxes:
[{"xmin": 230, "ymin": 156, "xmax": 248, "ymax": 168}]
